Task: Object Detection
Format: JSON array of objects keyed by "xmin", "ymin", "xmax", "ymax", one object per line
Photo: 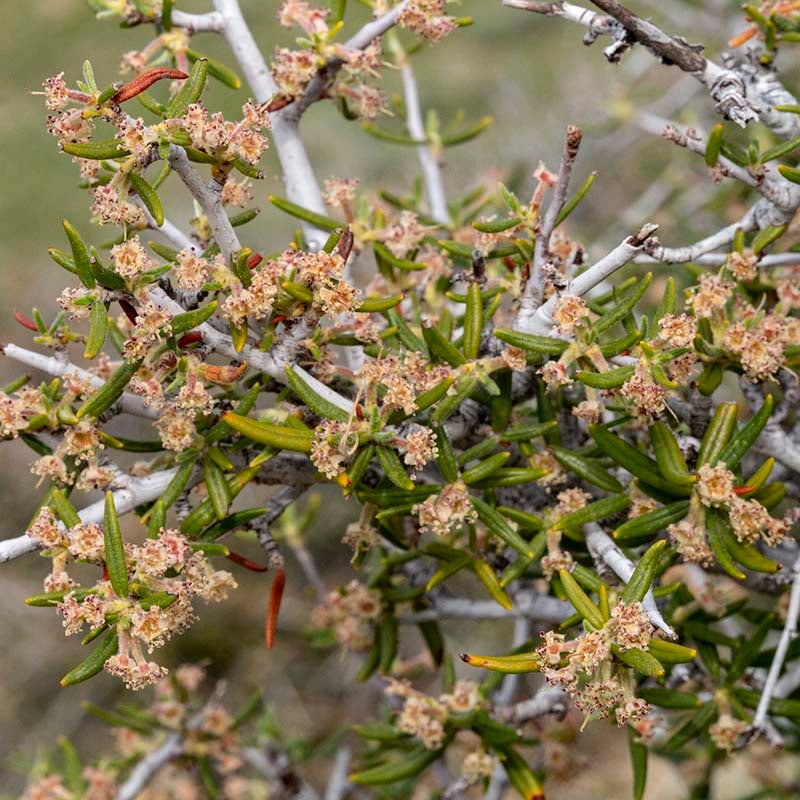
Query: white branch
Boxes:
[
  {"xmin": 168, "ymin": 145, "xmax": 242, "ymax": 263},
  {"xmin": 2, "ymin": 343, "xmax": 156, "ymax": 420},
  {"xmin": 638, "ymin": 251, "xmax": 800, "ymax": 268},
  {"xmin": 133, "ymin": 196, "xmax": 196, "ymax": 252},
  {"xmin": 212, "ymin": 0, "xmax": 329, "ymax": 250},
  {"xmin": 323, "ymin": 747, "xmax": 352, "ymax": 800},
  {"xmin": 497, "ymin": 686, "xmax": 569, "ymax": 723},
  {"xmin": 400, "ymin": 593, "xmax": 573, "ymax": 623},
  {"xmin": 526, "ymin": 125, "xmax": 583, "ymax": 311},
  {"xmin": 399, "ymin": 60, "xmax": 450, "ymax": 226},
  {"xmin": 752, "ymin": 556, "xmax": 800, "ymax": 738},
  {"xmin": 0, "ymin": 467, "xmax": 180, "ymax": 563},
  {"xmin": 584, "ymin": 522, "xmax": 676, "ymax": 637},
  {"xmin": 171, "ymin": 9, "xmax": 225, "ymax": 33},
  {"xmin": 115, "ymin": 733, "xmax": 183, "ymax": 800},
  {"xmin": 515, "ymin": 224, "xmax": 658, "ymax": 334}
]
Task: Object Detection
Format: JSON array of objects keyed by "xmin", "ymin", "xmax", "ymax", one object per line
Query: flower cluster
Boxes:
[
  {"xmin": 413, "ymin": 480, "xmax": 477, "ymax": 537},
  {"xmin": 311, "ymin": 580, "xmax": 382, "ymax": 650},
  {"xmin": 536, "ymin": 604, "xmax": 654, "ymax": 727},
  {"xmin": 21, "ymin": 664, "xmax": 281, "ymax": 800},
  {"xmin": 385, "ymin": 678, "xmax": 482, "ymax": 749},
  {"xmin": 27, "ymin": 512, "xmax": 236, "ymax": 689}
]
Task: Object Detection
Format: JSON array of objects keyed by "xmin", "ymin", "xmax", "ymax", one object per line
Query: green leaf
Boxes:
[
  {"xmin": 202, "ymin": 457, "xmax": 231, "ymax": 521},
  {"xmin": 551, "ymin": 446, "xmax": 624, "ymax": 492},
  {"xmin": 268, "ymin": 195, "xmax": 340, "ymax": 230},
  {"xmin": 83, "ymin": 299, "xmax": 108, "ymax": 360},
  {"xmin": 594, "ymin": 273, "xmax": 652, "ymax": 334},
  {"xmin": 461, "ymin": 451, "xmax": 511, "ymax": 484},
  {"xmin": 705, "ymin": 123, "xmax": 724, "ymax": 167},
  {"xmin": 349, "ymin": 746, "xmax": 444, "ymax": 785},
  {"xmin": 473, "ymin": 559, "xmax": 513, "ymax": 610},
  {"xmin": 576, "ymin": 366, "xmax": 635, "ymax": 389},
  {"xmin": 460, "ymin": 650, "xmax": 540, "ymax": 674},
  {"xmin": 727, "ymin": 615, "xmax": 774, "ymax": 683},
  {"xmin": 697, "ymin": 402, "xmax": 739, "ymax": 466},
  {"xmin": 612, "ymin": 645, "xmax": 664, "ymax": 677},
  {"xmin": 60, "ymin": 630, "xmax": 119, "ymax": 687},
  {"xmin": 471, "ymin": 497, "xmax": 537, "ymax": 558},
  {"xmin": 552, "ymin": 494, "xmax": 631, "ymax": 531},
  {"xmin": 129, "ymin": 172, "xmax": 164, "ymax": 227},
  {"xmin": 185, "ymin": 48, "xmax": 241, "ymax": 89},
  {"xmin": 559, "ymin": 569, "xmax": 605, "ymax": 629},
  {"xmin": 76, "ymin": 358, "xmax": 143, "ymax": 419},
  {"xmin": 103, "ymin": 492, "xmax": 129, "ymax": 597},
  {"xmin": 649, "ymin": 422, "xmax": 694, "ymax": 486},
  {"xmin": 376, "ymin": 446, "xmax": 414, "ymax": 491},
  {"xmin": 61, "ymin": 139, "xmax": 131, "ymax": 160},
  {"xmin": 167, "ymin": 57, "xmax": 209, "ymax": 118},
  {"xmin": 621, "ymin": 540, "xmax": 667, "ymax": 603},
  {"xmin": 706, "ymin": 508, "xmax": 746, "ymax": 580},
  {"xmin": 716, "ymin": 394, "xmax": 773, "ymax": 470},
  {"xmin": 62, "ymin": 220, "xmax": 95, "ymax": 289},
  {"xmin": 590, "ymin": 424, "xmax": 689, "ymax": 496},
  {"xmin": 777, "ymin": 162, "xmax": 800, "ymax": 185},
  {"xmin": 638, "ymin": 688, "xmax": 700, "ymax": 709},
  {"xmin": 493, "ymin": 328, "xmax": 569, "ymax": 356},
  {"xmin": 614, "ymin": 501, "xmax": 689, "ymax": 543},
  {"xmin": 285, "ymin": 364, "xmax": 351, "ymax": 422},
  {"xmin": 555, "ymin": 171, "xmax": 596, "ymax": 226},
  {"xmin": 422, "ymin": 320, "xmax": 466, "ymax": 367},
  {"xmin": 628, "ymin": 726, "xmax": 648, "ymax": 800},
  {"xmin": 462, "ymin": 282, "xmax": 483, "ymax": 360},
  {"xmin": 223, "ymin": 413, "xmax": 313, "ymax": 453},
  {"xmin": 665, "ymin": 702, "xmax": 718, "ymax": 751}
]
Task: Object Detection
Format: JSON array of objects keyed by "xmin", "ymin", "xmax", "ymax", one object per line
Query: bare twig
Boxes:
[
  {"xmin": 168, "ymin": 145, "xmax": 242, "ymax": 263},
  {"xmin": 212, "ymin": 0, "xmax": 329, "ymax": 249},
  {"xmin": 324, "ymin": 746, "xmax": 352, "ymax": 800},
  {"xmin": 243, "ymin": 744, "xmax": 320, "ymax": 800},
  {"xmin": 752, "ymin": 556, "xmax": 800, "ymax": 741},
  {"xmin": 0, "ymin": 467, "xmax": 180, "ymax": 563},
  {"xmin": 505, "ymin": 0, "xmax": 759, "ymax": 126},
  {"xmin": 496, "ymin": 685, "xmax": 569, "ymax": 724},
  {"xmin": 515, "ymin": 223, "xmax": 658, "ymax": 334},
  {"xmin": 399, "ymin": 593, "xmax": 573, "ymax": 624},
  {"xmin": 115, "ymin": 733, "xmax": 183, "ymax": 800},
  {"xmin": 525, "ymin": 125, "xmax": 583, "ymax": 312},
  {"xmin": 584, "ymin": 523, "xmax": 676, "ymax": 637},
  {"xmin": 171, "ymin": 9, "xmax": 225, "ymax": 33},
  {"xmin": 286, "ymin": 1, "xmax": 410, "ymax": 119},
  {"xmin": 2, "ymin": 343, "xmax": 156, "ymax": 419},
  {"xmin": 396, "ymin": 51, "xmax": 450, "ymax": 226}
]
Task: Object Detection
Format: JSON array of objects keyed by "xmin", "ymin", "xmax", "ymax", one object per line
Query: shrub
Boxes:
[{"xmin": 4, "ymin": 0, "xmax": 800, "ymax": 797}]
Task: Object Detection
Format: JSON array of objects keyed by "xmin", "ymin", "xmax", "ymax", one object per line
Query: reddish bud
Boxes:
[
  {"xmin": 335, "ymin": 228, "xmax": 355, "ymax": 262},
  {"xmin": 265, "ymin": 568, "xmax": 285, "ymax": 649},
  {"xmin": 266, "ymin": 96, "xmax": 293, "ymax": 112},
  {"xmin": 13, "ymin": 311, "xmax": 39, "ymax": 332},
  {"xmin": 177, "ymin": 331, "xmax": 204, "ymax": 348},
  {"xmin": 226, "ymin": 550, "xmax": 269, "ymax": 572},
  {"xmin": 111, "ymin": 68, "xmax": 188, "ymax": 104},
  {"xmin": 246, "ymin": 252, "xmax": 263, "ymax": 269}
]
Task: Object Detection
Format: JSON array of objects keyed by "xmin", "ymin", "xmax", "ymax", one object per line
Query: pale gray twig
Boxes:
[
  {"xmin": 115, "ymin": 734, "xmax": 183, "ymax": 800},
  {"xmin": 585, "ymin": 523, "xmax": 675, "ymax": 637},
  {"xmin": 399, "ymin": 59, "xmax": 450, "ymax": 226},
  {"xmin": 752, "ymin": 556, "xmax": 800, "ymax": 742},
  {"xmin": 0, "ymin": 467, "xmax": 180, "ymax": 563},
  {"xmin": 515, "ymin": 223, "xmax": 658, "ymax": 334}
]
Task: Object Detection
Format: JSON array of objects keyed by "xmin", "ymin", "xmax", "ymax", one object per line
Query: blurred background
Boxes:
[{"xmin": 0, "ymin": 1, "xmax": 795, "ymax": 797}]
